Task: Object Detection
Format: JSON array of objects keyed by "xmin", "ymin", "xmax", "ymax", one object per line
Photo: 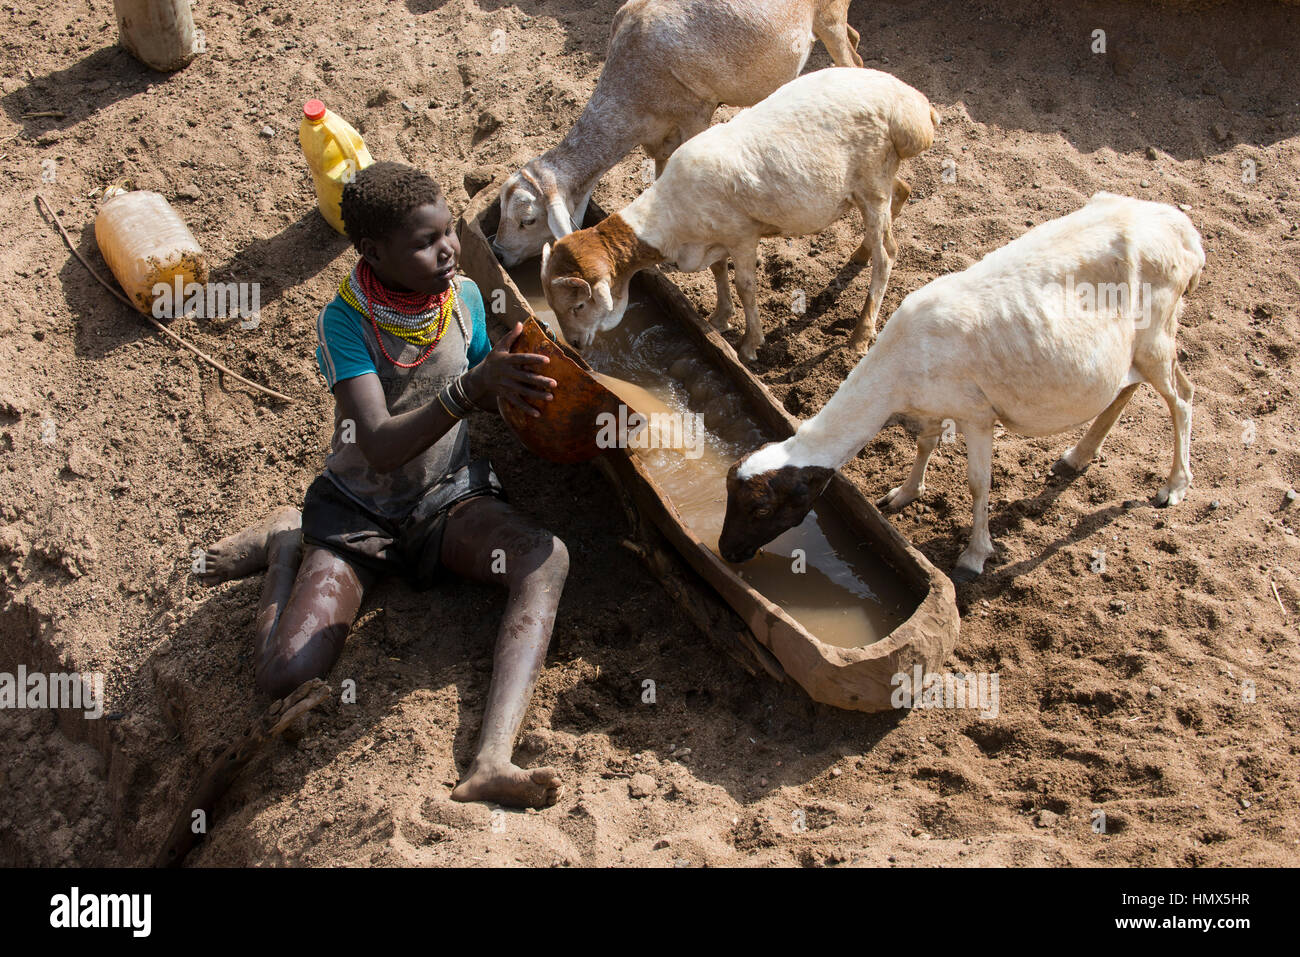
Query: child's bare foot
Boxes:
[
  {"xmin": 451, "ymin": 760, "xmax": 562, "ymax": 809},
  {"xmin": 197, "ymin": 506, "xmax": 301, "ymax": 585}
]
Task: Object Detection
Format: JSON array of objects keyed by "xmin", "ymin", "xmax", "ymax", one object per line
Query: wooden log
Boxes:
[
  {"xmin": 113, "ymin": 0, "xmax": 200, "ymax": 72},
  {"xmin": 593, "ymin": 455, "xmax": 788, "ymax": 684},
  {"xmin": 457, "ymin": 188, "xmax": 960, "ymax": 713},
  {"xmin": 154, "ymin": 678, "xmax": 331, "ymax": 868}
]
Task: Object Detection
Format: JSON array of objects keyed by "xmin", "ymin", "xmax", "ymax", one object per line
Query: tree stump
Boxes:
[{"xmin": 113, "ymin": 0, "xmax": 200, "ymax": 72}]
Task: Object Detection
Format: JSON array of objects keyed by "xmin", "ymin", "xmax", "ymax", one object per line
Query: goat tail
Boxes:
[
  {"xmin": 1169, "ymin": 203, "xmax": 1206, "ymax": 297},
  {"xmin": 889, "ymin": 95, "xmax": 940, "ymax": 161}
]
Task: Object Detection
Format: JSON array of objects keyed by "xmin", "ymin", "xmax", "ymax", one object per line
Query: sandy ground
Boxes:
[{"xmin": 1, "ymin": 0, "xmax": 1298, "ymax": 867}]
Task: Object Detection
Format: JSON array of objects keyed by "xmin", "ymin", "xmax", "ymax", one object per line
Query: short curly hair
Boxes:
[{"xmin": 339, "ymin": 161, "xmax": 444, "ymax": 248}]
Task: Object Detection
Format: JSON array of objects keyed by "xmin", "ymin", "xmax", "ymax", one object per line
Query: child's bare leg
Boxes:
[
  {"xmin": 254, "ymin": 545, "xmax": 372, "ymax": 699},
  {"xmin": 440, "ymin": 497, "xmax": 568, "ymax": 809},
  {"xmin": 198, "ymin": 506, "xmax": 302, "ymax": 584}
]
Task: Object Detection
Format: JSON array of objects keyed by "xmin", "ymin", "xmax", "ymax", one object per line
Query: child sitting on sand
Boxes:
[{"xmin": 198, "ymin": 161, "xmax": 566, "ymax": 809}]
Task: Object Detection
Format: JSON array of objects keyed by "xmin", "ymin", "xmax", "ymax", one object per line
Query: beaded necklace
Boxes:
[{"xmin": 339, "ymin": 260, "xmax": 468, "ymax": 369}]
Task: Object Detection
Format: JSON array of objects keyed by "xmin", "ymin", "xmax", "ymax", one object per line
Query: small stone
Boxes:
[
  {"xmin": 1240, "ymin": 798, "xmax": 1251, "ymax": 809},
  {"xmin": 260, "ymin": 125, "xmax": 275, "ymax": 137},
  {"xmin": 472, "ymin": 109, "xmax": 502, "ymax": 144},
  {"xmin": 1139, "ymin": 179, "xmax": 1151, "ymax": 188},
  {"xmin": 66, "ymin": 445, "xmax": 104, "ymax": 479},
  {"xmin": 1110, "ymin": 598, "xmax": 1127, "ymax": 613},
  {"xmin": 322, "ymin": 813, "xmax": 335, "ymax": 827},
  {"xmin": 830, "ymin": 767, "xmax": 842, "ymax": 777},
  {"xmin": 1179, "ymin": 204, "xmax": 1192, "ymax": 212},
  {"xmin": 1148, "ymin": 685, "xmax": 1162, "ymax": 698},
  {"xmin": 1145, "ymin": 146, "xmax": 1159, "ymax": 160},
  {"xmin": 1210, "ymin": 500, "xmax": 1220, "ymax": 509},
  {"xmin": 652, "ymin": 839, "xmax": 669, "ymax": 850},
  {"xmin": 1211, "ymin": 123, "xmax": 1229, "ymax": 143},
  {"xmin": 628, "ymin": 773, "xmax": 655, "ymax": 799},
  {"xmin": 1035, "ymin": 810, "xmax": 1060, "ymax": 827},
  {"xmin": 670, "ymin": 747, "xmax": 691, "ymax": 759},
  {"xmin": 911, "ymin": 827, "xmax": 923, "ymax": 837},
  {"xmin": 464, "ymin": 165, "xmax": 502, "ymax": 198},
  {"xmin": 1285, "ymin": 489, "xmax": 1296, "ymax": 503},
  {"xmin": 401, "ymin": 100, "xmax": 415, "ymax": 112}
]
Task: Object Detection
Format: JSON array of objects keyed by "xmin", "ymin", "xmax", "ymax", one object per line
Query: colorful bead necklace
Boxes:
[{"xmin": 339, "ymin": 259, "xmax": 468, "ymax": 369}]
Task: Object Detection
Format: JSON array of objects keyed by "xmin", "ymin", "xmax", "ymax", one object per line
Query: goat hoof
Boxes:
[
  {"xmin": 708, "ymin": 312, "xmax": 732, "ymax": 333},
  {"xmin": 876, "ymin": 488, "xmax": 913, "ymax": 513},
  {"xmin": 1155, "ymin": 485, "xmax": 1187, "ymax": 508},
  {"xmin": 949, "ymin": 565, "xmax": 981, "ymax": 586},
  {"xmin": 851, "ymin": 244, "xmax": 872, "ymax": 265},
  {"xmin": 1050, "ymin": 455, "xmax": 1083, "ymax": 477}
]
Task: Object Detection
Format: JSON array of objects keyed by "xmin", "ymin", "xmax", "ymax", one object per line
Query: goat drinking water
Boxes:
[
  {"xmin": 541, "ymin": 67, "xmax": 939, "ymax": 361},
  {"xmin": 718, "ymin": 193, "xmax": 1206, "ymax": 581}
]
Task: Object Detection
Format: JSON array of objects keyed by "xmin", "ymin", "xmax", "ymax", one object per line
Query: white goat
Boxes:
[
  {"xmin": 542, "ymin": 67, "xmax": 939, "ymax": 361},
  {"xmin": 492, "ymin": 0, "xmax": 865, "ymax": 268},
  {"xmin": 718, "ymin": 193, "xmax": 1206, "ymax": 581}
]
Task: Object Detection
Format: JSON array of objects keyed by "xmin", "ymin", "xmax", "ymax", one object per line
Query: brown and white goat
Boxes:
[{"xmin": 541, "ymin": 67, "xmax": 939, "ymax": 361}]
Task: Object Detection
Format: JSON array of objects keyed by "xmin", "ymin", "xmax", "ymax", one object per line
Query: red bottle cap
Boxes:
[{"xmin": 303, "ymin": 99, "xmax": 326, "ymax": 121}]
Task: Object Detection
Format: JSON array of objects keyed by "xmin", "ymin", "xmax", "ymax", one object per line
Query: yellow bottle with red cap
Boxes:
[{"xmin": 299, "ymin": 99, "xmax": 373, "ymax": 234}]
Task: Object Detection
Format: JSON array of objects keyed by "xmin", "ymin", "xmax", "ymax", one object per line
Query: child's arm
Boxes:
[
  {"xmin": 334, "ymin": 323, "xmax": 555, "ymax": 474},
  {"xmin": 462, "ymin": 322, "xmax": 556, "ymax": 418},
  {"xmin": 333, "ymin": 373, "xmax": 460, "ymax": 474}
]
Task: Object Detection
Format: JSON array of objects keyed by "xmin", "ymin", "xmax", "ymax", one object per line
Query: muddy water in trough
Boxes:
[{"xmin": 507, "ymin": 260, "xmax": 916, "ymax": 648}]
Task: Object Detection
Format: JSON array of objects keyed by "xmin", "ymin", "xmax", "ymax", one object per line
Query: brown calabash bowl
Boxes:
[{"xmin": 498, "ymin": 317, "xmax": 624, "ymax": 464}]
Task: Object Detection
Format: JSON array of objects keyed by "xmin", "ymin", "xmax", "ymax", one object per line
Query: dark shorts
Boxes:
[{"xmin": 301, "ymin": 459, "xmax": 505, "ymax": 590}]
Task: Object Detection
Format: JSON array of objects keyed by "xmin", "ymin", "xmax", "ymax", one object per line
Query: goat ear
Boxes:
[
  {"xmin": 551, "ymin": 276, "xmax": 592, "ymax": 297},
  {"xmin": 593, "ymin": 278, "xmax": 614, "ymax": 313},
  {"xmin": 804, "ymin": 466, "xmax": 836, "ymax": 498},
  {"xmin": 540, "ymin": 242, "xmax": 551, "ymax": 275},
  {"xmin": 545, "ymin": 196, "xmax": 575, "ymax": 239}
]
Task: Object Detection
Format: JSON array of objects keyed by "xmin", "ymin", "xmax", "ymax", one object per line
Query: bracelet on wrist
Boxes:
[
  {"xmin": 455, "ymin": 373, "xmax": 496, "ymax": 414},
  {"xmin": 437, "ymin": 386, "xmax": 467, "ymax": 420}
]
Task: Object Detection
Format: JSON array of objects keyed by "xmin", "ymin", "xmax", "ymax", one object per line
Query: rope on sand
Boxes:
[{"xmin": 35, "ymin": 193, "xmax": 295, "ymax": 404}]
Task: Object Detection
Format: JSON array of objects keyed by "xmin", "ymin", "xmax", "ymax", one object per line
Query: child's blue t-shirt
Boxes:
[{"xmin": 315, "ymin": 277, "xmax": 491, "ymax": 391}]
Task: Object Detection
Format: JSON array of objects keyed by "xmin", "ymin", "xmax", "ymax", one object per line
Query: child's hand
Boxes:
[{"xmin": 464, "ymin": 323, "xmax": 557, "ymax": 418}]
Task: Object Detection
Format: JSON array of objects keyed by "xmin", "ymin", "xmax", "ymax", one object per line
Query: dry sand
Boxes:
[{"xmin": 0, "ymin": 0, "xmax": 1298, "ymax": 867}]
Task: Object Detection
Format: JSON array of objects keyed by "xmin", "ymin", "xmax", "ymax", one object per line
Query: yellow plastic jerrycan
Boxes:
[
  {"xmin": 94, "ymin": 187, "xmax": 208, "ymax": 316},
  {"xmin": 299, "ymin": 99, "xmax": 373, "ymax": 234}
]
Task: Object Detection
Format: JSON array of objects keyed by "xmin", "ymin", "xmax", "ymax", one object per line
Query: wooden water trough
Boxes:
[{"xmin": 457, "ymin": 187, "xmax": 960, "ymax": 712}]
